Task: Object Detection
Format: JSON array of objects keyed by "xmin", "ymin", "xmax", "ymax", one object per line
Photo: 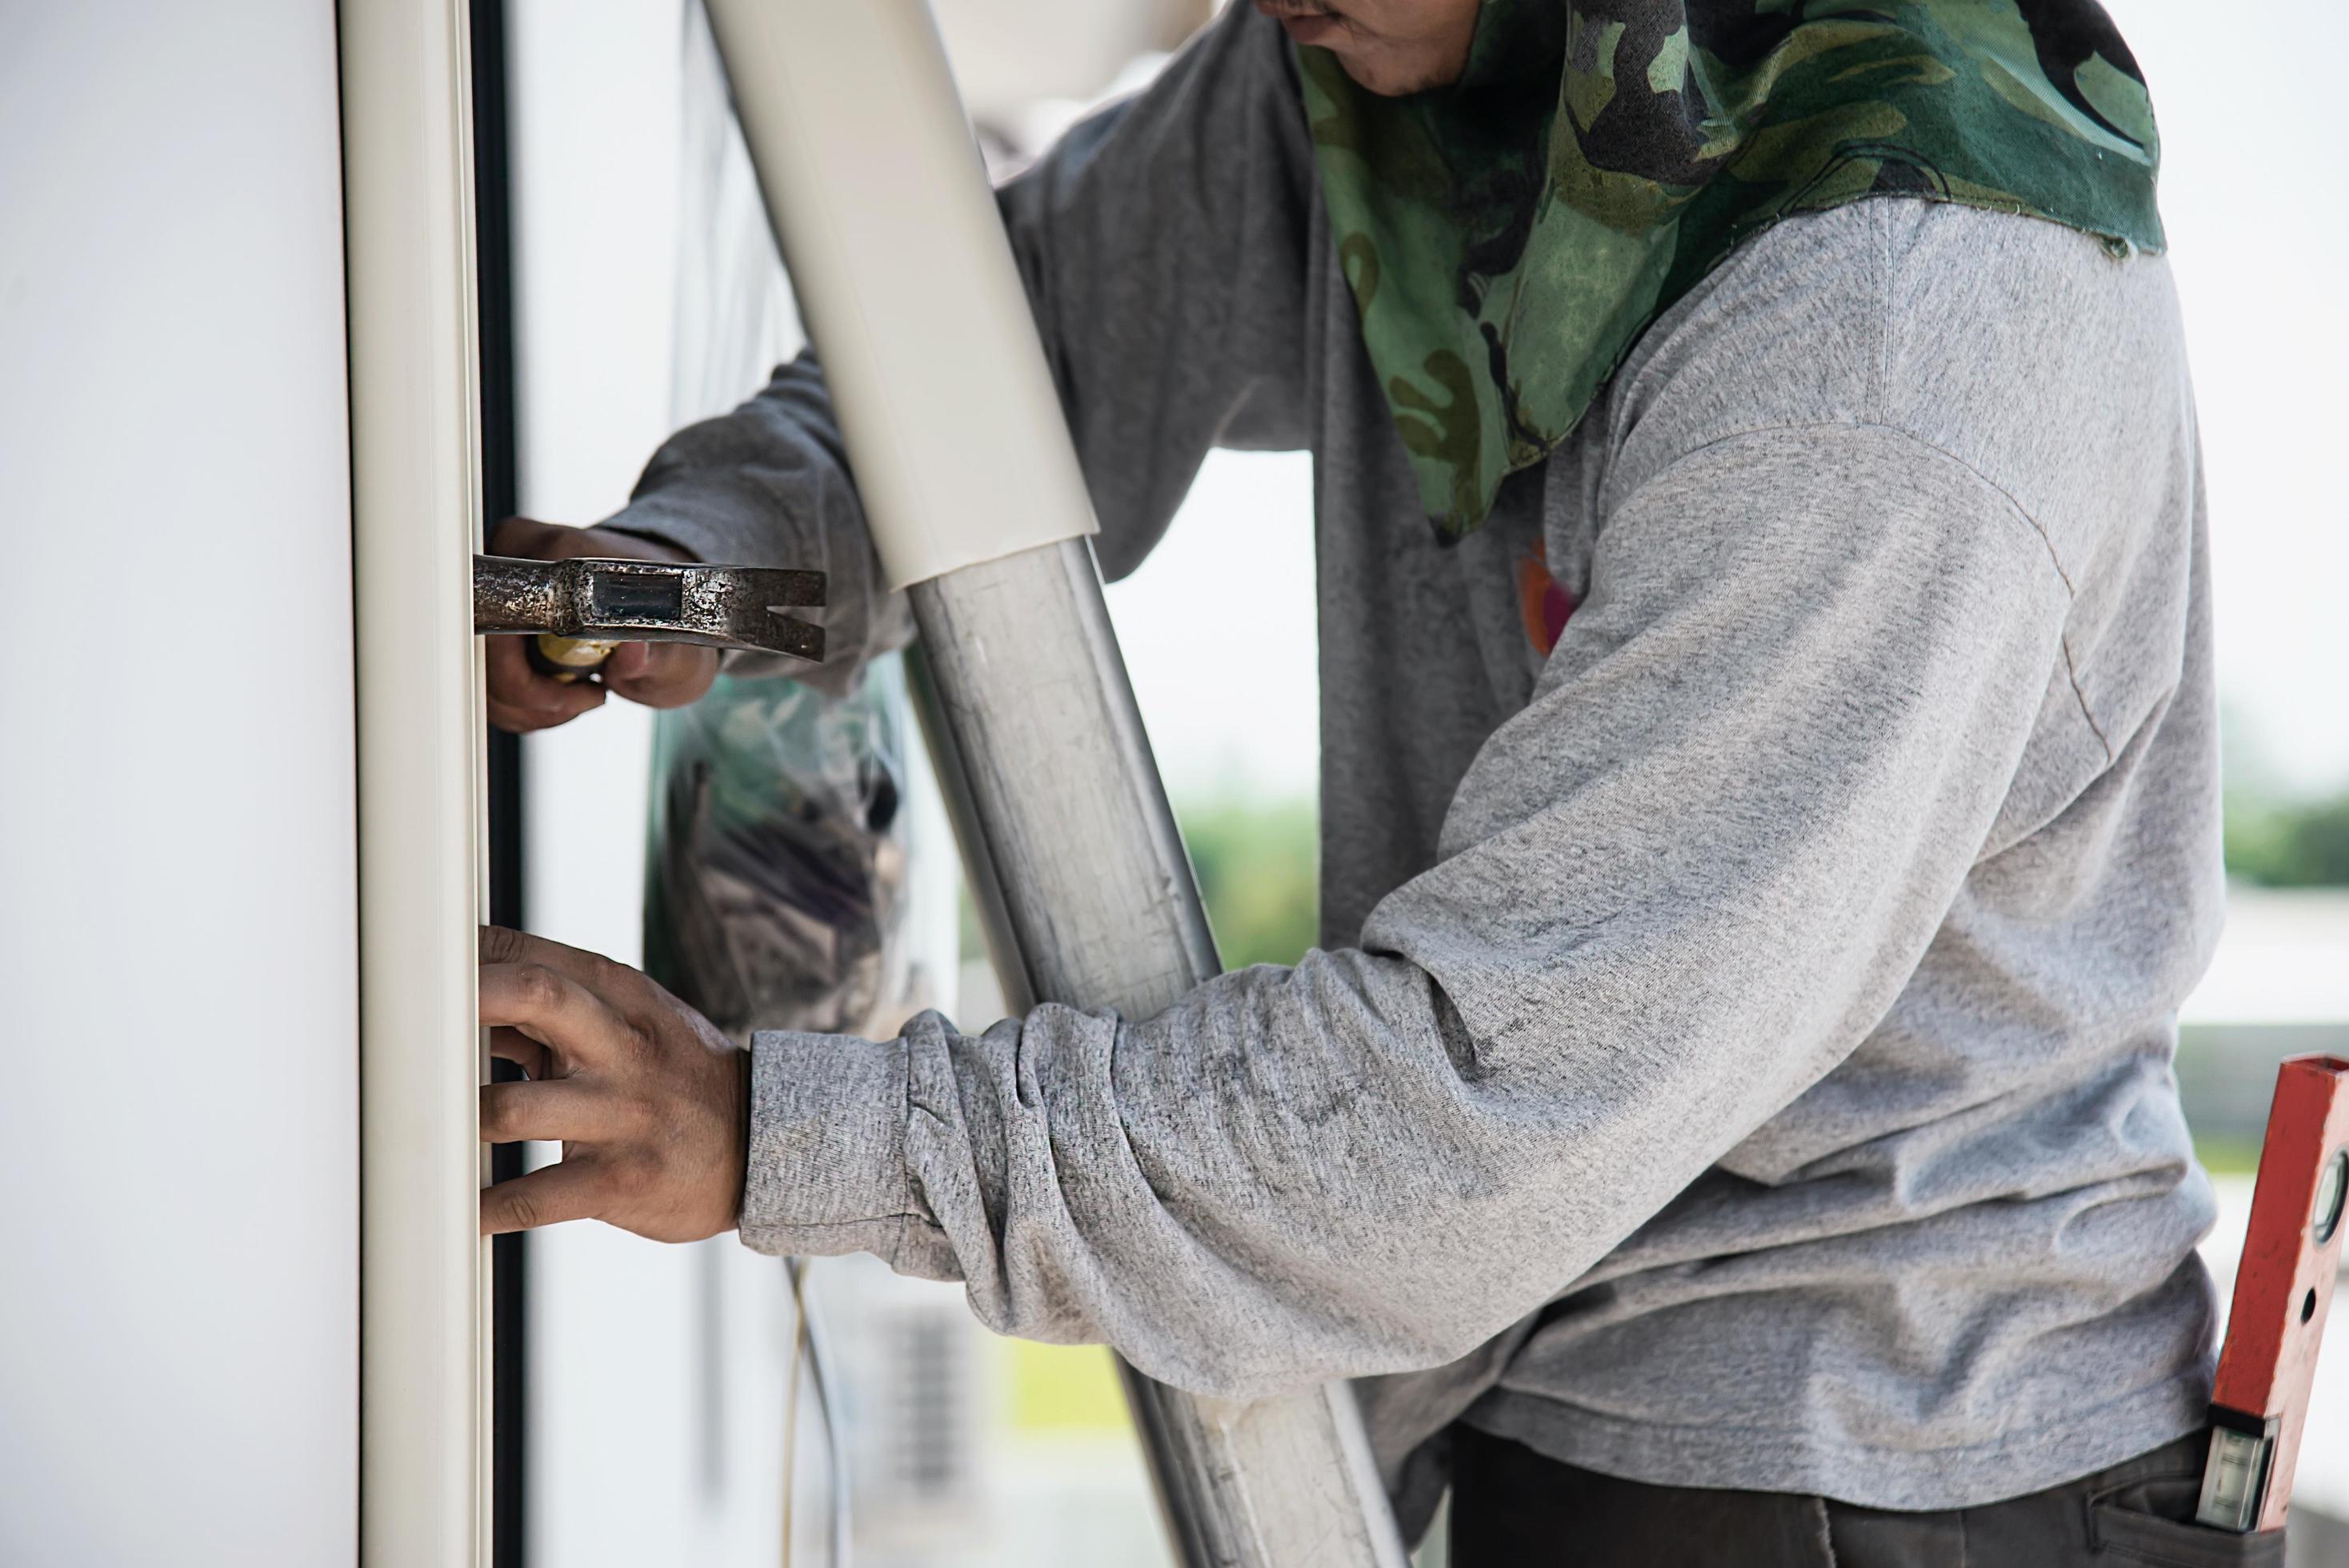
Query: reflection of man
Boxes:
[{"xmin": 481, "ymin": 2, "xmax": 2243, "ymax": 1558}]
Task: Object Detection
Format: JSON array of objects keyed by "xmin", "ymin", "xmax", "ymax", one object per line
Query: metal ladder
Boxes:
[{"xmin": 698, "ymin": 4, "xmax": 1409, "ymax": 1564}]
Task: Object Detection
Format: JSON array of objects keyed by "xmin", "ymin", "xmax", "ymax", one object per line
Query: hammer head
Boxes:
[{"xmin": 474, "ymin": 554, "xmax": 825, "ymax": 663}]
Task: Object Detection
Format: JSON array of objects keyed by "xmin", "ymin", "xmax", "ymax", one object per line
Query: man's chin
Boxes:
[
  {"xmin": 1334, "ymin": 51, "xmax": 1450, "ymax": 98},
  {"xmin": 1273, "ymin": 9, "xmax": 1347, "ymax": 47}
]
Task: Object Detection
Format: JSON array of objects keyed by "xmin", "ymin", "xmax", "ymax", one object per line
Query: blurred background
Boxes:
[{"xmin": 500, "ymin": 0, "xmax": 2348, "ymax": 1562}]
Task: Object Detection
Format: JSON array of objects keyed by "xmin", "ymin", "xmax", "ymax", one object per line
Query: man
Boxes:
[{"xmin": 481, "ymin": 2, "xmax": 2246, "ymax": 1561}]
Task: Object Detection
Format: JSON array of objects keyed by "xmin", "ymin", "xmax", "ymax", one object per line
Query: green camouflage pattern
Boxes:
[{"xmin": 1300, "ymin": 0, "xmax": 2163, "ymax": 538}]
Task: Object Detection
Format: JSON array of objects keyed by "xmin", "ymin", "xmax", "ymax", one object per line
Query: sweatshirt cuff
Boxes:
[{"xmin": 738, "ymin": 1030, "xmax": 925, "ymax": 1263}]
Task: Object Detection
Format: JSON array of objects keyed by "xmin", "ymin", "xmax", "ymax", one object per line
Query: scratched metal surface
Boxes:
[{"xmin": 471, "ymin": 554, "xmax": 823, "ymax": 661}]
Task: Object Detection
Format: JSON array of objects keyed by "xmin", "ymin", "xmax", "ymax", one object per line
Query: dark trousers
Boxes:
[{"xmin": 1449, "ymin": 1426, "xmax": 2287, "ymax": 1567}]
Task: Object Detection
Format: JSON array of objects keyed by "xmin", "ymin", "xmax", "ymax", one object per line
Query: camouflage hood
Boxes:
[{"xmin": 1299, "ymin": 1, "xmax": 2163, "ymax": 539}]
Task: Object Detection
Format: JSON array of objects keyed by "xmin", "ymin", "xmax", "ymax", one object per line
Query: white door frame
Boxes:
[{"xmin": 340, "ymin": 0, "xmax": 492, "ymax": 1560}]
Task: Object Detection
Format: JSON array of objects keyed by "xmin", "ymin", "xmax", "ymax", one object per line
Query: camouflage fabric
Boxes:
[{"xmin": 1299, "ymin": 1, "xmax": 2163, "ymax": 538}]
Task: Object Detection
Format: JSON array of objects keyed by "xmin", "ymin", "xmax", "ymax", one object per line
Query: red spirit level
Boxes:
[{"xmin": 2196, "ymin": 1054, "xmax": 2349, "ymax": 1534}]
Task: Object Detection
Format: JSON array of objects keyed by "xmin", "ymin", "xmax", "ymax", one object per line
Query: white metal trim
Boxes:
[{"xmin": 339, "ymin": 0, "xmax": 490, "ymax": 1561}]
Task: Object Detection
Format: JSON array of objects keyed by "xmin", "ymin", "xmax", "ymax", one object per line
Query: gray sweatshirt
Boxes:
[{"xmin": 607, "ymin": 5, "xmax": 2220, "ymax": 1528}]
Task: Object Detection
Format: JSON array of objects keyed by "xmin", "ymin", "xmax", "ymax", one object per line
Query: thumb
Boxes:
[
  {"xmin": 606, "ymin": 642, "xmax": 720, "ymax": 709},
  {"xmin": 603, "ymin": 642, "xmax": 652, "ymax": 682}
]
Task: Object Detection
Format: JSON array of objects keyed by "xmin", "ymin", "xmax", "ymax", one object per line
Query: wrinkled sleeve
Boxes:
[
  {"xmin": 738, "ymin": 420, "xmax": 2080, "ymax": 1399},
  {"xmin": 599, "ymin": 6, "xmax": 1315, "ymax": 690}
]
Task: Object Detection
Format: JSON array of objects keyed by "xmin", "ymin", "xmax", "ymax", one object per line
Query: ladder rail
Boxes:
[{"xmin": 699, "ymin": 4, "xmax": 1410, "ymax": 1563}]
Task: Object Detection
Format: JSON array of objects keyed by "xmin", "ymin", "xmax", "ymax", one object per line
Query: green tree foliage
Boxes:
[
  {"xmin": 2224, "ymin": 790, "xmax": 2349, "ymax": 888},
  {"xmin": 1177, "ymin": 795, "xmax": 1321, "ymax": 970}
]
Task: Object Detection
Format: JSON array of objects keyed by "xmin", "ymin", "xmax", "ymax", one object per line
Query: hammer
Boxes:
[{"xmin": 473, "ymin": 554, "xmax": 825, "ymax": 679}]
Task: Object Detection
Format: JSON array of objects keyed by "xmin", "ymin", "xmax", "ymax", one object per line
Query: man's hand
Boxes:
[
  {"xmin": 485, "ymin": 516, "xmax": 722, "ymax": 732},
  {"xmin": 477, "ymin": 925, "xmax": 749, "ymax": 1242}
]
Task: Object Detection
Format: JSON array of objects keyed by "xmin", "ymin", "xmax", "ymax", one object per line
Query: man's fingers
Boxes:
[
  {"xmin": 485, "ymin": 636, "xmax": 606, "ymax": 733},
  {"xmin": 487, "ymin": 1025, "xmax": 556, "ymax": 1081},
  {"xmin": 479, "ymin": 926, "xmax": 654, "ymax": 1017},
  {"xmin": 481, "ymin": 1078, "xmax": 613, "ymax": 1145},
  {"xmin": 478, "ymin": 924, "xmax": 638, "ymax": 994},
  {"xmin": 488, "ymin": 514, "xmax": 562, "ymax": 558},
  {"xmin": 602, "ymin": 641, "xmax": 718, "ymax": 710},
  {"xmin": 602, "ymin": 641, "xmax": 651, "ymax": 682},
  {"xmin": 487, "ymin": 690, "xmax": 602, "ymax": 735},
  {"xmin": 480, "ymin": 1158, "xmax": 606, "ymax": 1236},
  {"xmin": 479, "ymin": 960, "xmax": 633, "ymax": 1072},
  {"xmin": 484, "ymin": 634, "xmax": 557, "ymax": 708}
]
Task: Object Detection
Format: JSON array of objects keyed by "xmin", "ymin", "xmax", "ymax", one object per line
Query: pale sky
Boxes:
[
  {"xmin": 1110, "ymin": 0, "xmax": 2349, "ymax": 806},
  {"xmin": 1106, "ymin": 450, "xmax": 1321, "ymax": 802},
  {"xmin": 2112, "ymin": 0, "xmax": 2349, "ymax": 795}
]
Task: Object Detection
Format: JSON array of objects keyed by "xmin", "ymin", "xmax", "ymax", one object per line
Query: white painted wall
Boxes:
[{"xmin": 0, "ymin": 4, "xmax": 358, "ymax": 1562}]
